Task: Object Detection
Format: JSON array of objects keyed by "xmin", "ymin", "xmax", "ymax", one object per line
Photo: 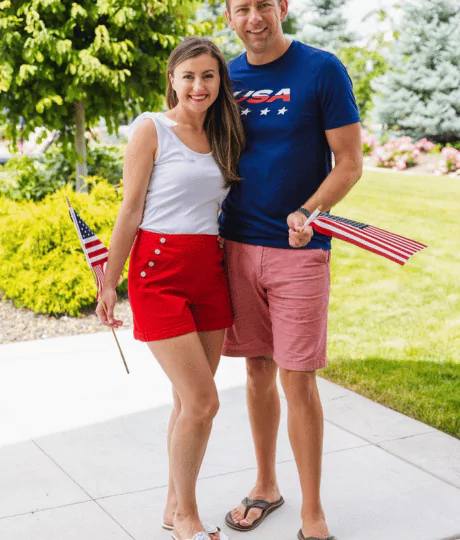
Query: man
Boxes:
[{"xmin": 219, "ymin": 1, "xmax": 363, "ymax": 539}]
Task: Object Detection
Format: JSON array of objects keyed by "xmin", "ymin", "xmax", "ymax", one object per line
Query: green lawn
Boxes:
[{"xmin": 323, "ymin": 169, "xmax": 460, "ymax": 438}]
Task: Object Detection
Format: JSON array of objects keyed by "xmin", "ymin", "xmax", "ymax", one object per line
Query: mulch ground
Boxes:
[{"xmin": 0, "ymin": 292, "xmax": 133, "ymax": 344}]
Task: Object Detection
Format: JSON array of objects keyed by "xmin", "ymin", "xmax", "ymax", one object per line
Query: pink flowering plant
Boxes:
[
  {"xmin": 361, "ymin": 129, "xmax": 378, "ymax": 156},
  {"xmin": 434, "ymin": 147, "xmax": 460, "ymax": 177},
  {"xmin": 415, "ymin": 138, "xmax": 437, "ymax": 153},
  {"xmin": 372, "ymin": 136, "xmax": 421, "ymax": 171}
]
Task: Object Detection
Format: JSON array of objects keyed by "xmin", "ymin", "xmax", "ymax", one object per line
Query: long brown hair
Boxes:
[{"xmin": 166, "ymin": 37, "xmax": 245, "ymax": 188}]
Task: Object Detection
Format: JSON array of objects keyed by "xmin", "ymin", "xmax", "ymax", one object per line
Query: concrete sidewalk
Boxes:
[{"xmin": 0, "ymin": 330, "xmax": 459, "ymax": 540}]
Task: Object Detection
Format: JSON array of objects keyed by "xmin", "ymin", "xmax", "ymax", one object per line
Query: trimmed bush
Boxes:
[{"xmin": 0, "ymin": 180, "xmax": 127, "ymax": 316}]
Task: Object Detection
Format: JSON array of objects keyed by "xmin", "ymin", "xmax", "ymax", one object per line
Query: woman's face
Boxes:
[{"xmin": 169, "ymin": 53, "xmax": 221, "ymax": 114}]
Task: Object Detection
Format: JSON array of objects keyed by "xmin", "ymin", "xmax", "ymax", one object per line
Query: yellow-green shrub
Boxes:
[{"xmin": 0, "ymin": 179, "xmax": 127, "ymax": 315}]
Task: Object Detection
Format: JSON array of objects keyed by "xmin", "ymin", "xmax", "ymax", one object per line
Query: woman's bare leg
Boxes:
[
  {"xmin": 148, "ymin": 330, "xmax": 224, "ymax": 540},
  {"xmin": 163, "ymin": 330, "xmax": 224, "ymax": 529},
  {"xmin": 163, "ymin": 387, "xmax": 181, "ymax": 527}
]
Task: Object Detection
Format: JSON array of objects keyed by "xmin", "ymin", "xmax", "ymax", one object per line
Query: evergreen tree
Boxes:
[
  {"xmin": 0, "ymin": 0, "xmax": 212, "ymax": 190},
  {"xmin": 294, "ymin": 0, "xmax": 355, "ymax": 54},
  {"xmin": 374, "ymin": 0, "xmax": 460, "ymax": 144}
]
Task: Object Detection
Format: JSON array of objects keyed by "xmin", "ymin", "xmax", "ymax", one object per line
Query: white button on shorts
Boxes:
[
  {"xmin": 148, "ymin": 261, "xmax": 154, "ymax": 267},
  {"xmin": 155, "ymin": 249, "xmax": 161, "ymax": 255},
  {"xmin": 160, "ymin": 238, "xmax": 166, "ymax": 244},
  {"xmin": 140, "ymin": 271, "xmax": 146, "ymax": 277}
]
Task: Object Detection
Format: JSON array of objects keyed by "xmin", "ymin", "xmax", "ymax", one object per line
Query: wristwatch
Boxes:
[{"xmin": 296, "ymin": 207, "xmax": 311, "ymax": 219}]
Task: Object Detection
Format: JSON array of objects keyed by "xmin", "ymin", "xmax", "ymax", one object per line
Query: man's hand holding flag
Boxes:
[{"xmin": 288, "ymin": 207, "xmax": 426, "ymax": 265}]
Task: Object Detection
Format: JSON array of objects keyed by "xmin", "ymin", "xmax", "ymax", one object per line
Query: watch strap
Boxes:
[{"xmin": 296, "ymin": 207, "xmax": 311, "ymax": 219}]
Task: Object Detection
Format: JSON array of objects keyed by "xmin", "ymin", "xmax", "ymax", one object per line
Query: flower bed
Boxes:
[
  {"xmin": 372, "ymin": 136, "xmax": 421, "ymax": 171},
  {"xmin": 433, "ymin": 147, "xmax": 460, "ymax": 177},
  {"xmin": 361, "ymin": 130, "xmax": 459, "ymax": 176}
]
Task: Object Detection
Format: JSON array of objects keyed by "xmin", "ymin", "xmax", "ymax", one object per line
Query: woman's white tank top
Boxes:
[{"xmin": 128, "ymin": 112, "xmax": 228, "ymax": 235}]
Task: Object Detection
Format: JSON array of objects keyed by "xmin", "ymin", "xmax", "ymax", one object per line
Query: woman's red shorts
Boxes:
[{"xmin": 128, "ymin": 229, "xmax": 233, "ymax": 342}]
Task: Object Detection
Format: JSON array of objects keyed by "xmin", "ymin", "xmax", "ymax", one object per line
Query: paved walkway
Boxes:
[{"xmin": 0, "ymin": 330, "xmax": 459, "ymax": 540}]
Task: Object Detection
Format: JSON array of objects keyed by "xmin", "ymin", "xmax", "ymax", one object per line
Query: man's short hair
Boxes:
[{"xmin": 225, "ymin": 0, "xmax": 282, "ymax": 11}]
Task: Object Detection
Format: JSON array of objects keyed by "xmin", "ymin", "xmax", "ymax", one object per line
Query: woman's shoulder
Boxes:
[{"xmin": 128, "ymin": 111, "xmax": 177, "ymax": 141}]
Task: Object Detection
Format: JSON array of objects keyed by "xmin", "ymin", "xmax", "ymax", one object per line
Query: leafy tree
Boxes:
[
  {"xmin": 337, "ymin": 46, "xmax": 387, "ymax": 121},
  {"xmin": 373, "ymin": 0, "xmax": 460, "ymax": 144},
  {"xmin": 0, "ymin": 0, "xmax": 212, "ymax": 191},
  {"xmin": 294, "ymin": 0, "xmax": 355, "ymax": 54}
]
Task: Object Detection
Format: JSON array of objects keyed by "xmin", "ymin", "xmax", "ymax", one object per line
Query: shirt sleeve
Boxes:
[{"xmin": 317, "ymin": 54, "xmax": 361, "ymax": 131}]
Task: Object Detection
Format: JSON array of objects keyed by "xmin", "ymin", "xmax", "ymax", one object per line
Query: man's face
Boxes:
[{"xmin": 225, "ymin": 0, "xmax": 288, "ymax": 54}]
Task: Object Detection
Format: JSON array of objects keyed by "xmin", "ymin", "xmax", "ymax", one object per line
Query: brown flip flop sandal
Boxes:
[
  {"xmin": 297, "ymin": 529, "xmax": 337, "ymax": 540},
  {"xmin": 225, "ymin": 496, "xmax": 285, "ymax": 531}
]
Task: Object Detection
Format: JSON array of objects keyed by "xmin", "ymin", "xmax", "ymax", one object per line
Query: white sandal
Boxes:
[
  {"xmin": 162, "ymin": 521, "xmax": 222, "ymax": 534},
  {"xmin": 170, "ymin": 526, "xmax": 228, "ymax": 540},
  {"xmin": 171, "ymin": 533, "xmax": 210, "ymax": 540}
]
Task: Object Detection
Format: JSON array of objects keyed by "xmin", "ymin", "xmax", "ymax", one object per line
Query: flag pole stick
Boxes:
[
  {"xmin": 300, "ymin": 207, "xmax": 321, "ymax": 231},
  {"xmin": 90, "ymin": 269, "xmax": 130, "ymax": 375},
  {"xmin": 65, "ymin": 196, "xmax": 129, "ymax": 374}
]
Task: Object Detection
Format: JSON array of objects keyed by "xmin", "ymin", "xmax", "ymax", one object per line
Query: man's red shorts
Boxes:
[{"xmin": 128, "ymin": 229, "xmax": 233, "ymax": 342}]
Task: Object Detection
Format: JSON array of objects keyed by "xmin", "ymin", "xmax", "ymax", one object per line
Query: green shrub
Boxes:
[
  {"xmin": 0, "ymin": 179, "xmax": 127, "ymax": 316},
  {"xmin": 0, "ymin": 155, "xmax": 68, "ymax": 201},
  {"xmin": 43, "ymin": 144, "xmax": 124, "ymax": 187},
  {"xmin": 0, "ymin": 143, "xmax": 124, "ymax": 202},
  {"xmin": 87, "ymin": 144, "xmax": 124, "ymax": 185}
]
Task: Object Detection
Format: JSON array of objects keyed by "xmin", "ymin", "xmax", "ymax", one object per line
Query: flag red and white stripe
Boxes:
[
  {"xmin": 308, "ymin": 212, "xmax": 426, "ymax": 265},
  {"xmin": 67, "ymin": 202, "xmax": 108, "ymax": 292}
]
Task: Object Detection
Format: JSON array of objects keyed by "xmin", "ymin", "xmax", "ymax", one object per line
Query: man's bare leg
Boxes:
[
  {"xmin": 280, "ymin": 368, "xmax": 330, "ymax": 539},
  {"xmin": 229, "ymin": 356, "xmax": 282, "ymax": 527}
]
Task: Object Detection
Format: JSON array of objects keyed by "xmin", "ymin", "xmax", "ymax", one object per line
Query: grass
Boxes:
[{"xmin": 323, "ymin": 169, "xmax": 460, "ymax": 438}]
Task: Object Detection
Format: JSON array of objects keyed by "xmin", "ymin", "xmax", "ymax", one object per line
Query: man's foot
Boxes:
[{"xmin": 229, "ymin": 484, "xmax": 281, "ymax": 528}]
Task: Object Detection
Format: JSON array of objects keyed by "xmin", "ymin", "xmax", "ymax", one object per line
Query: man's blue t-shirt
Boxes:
[{"xmin": 219, "ymin": 40, "xmax": 360, "ymax": 250}]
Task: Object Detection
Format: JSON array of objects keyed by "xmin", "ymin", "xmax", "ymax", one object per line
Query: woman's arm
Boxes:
[{"xmin": 96, "ymin": 119, "xmax": 158, "ymax": 327}]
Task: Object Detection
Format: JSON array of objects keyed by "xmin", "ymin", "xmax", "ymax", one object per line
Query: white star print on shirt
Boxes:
[
  {"xmin": 241, "ymin": 108, "xmax": 251, "ymax": 116},
  {"xmin": 260, "ymin": 108, "xmax": 270, "ymax": 115},
  {"xmin": 278, "ymin": 107, "xmax": 288, "ymax": 115}
]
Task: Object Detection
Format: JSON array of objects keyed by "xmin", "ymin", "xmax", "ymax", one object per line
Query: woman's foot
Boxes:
[
  {"xmin": 163, "ymin": 496, "xmax": 177, "ymax": 529},
  {"xmin": 301, "ymin": 507, "xmax": 331, "ymax": 539},
  {"xmin": 229, "ymin": 483, "xmax": 281, "ymax": 528},
  {"xmin": 172, "ymin": 515, "xmax": 221, "ymax": 540}
]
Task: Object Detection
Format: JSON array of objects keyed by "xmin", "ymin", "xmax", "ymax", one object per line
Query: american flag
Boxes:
[
  {"xmin": 309, "ymin": 212, "xmax": 426, "ymax": 265},
  {"xmin": 67, "ymin": 200, "xmax": 108, "ymax": 292}
]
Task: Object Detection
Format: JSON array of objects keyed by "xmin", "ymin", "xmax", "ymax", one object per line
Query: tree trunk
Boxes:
[{"xmin": 74, "ymin": 100, "xmax": 88, "ymax": 192}]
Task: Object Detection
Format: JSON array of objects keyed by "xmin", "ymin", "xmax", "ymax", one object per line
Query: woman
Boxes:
[{"xmin": 96, "ymin": 37, "xmax": 245, "ymax": 540}]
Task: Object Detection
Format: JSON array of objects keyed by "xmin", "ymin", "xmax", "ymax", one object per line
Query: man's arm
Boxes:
[
  {"xmin": 287, "ymin": 122, "xmax": 363, "ymax": 248},
  {"xmin": 304, "ymin": 122, "xmax": 363, "ymax": 213}
]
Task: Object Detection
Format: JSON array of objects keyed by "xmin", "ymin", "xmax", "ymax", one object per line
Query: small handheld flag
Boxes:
[
  {"xmin": 67, "ymin": 203, "xmax": 109, "ymax": 295},
  {"xmin": 306, "ymin": 209, "xmax": 426, "ymax": 265},
  {"xmin": 66, "ymin": 197, "xmax": 129, "ymax": 374}
]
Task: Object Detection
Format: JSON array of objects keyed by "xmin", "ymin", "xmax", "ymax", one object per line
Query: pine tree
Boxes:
[
  {"xmin": 374, "ymin": 0, "xmax": 460, "ymax": 144},
  {"xmin": 293, "ymin": 0, "xmax": 355, "ymax": 54},
  {"xmin": 0, "ymin": 0, "xmax": 212, "ymax": 191}
]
